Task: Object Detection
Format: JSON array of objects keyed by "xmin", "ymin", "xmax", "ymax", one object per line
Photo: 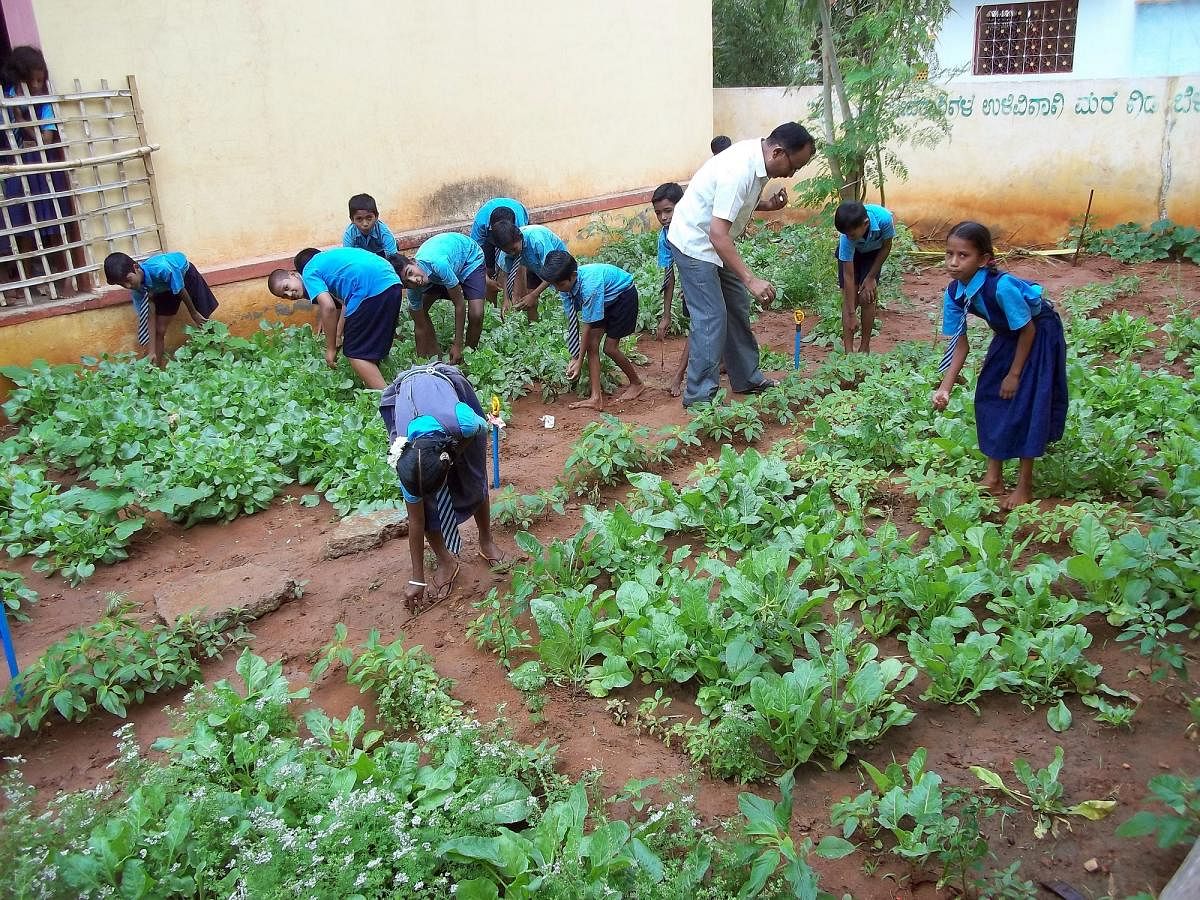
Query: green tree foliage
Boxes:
[
  {"xmin": 798, "ymin": 0, "xmax": 955, "ymax": 205},
  {"xmin": 713, "ymin": 0, "xmax": 813, "ymax": 87}
]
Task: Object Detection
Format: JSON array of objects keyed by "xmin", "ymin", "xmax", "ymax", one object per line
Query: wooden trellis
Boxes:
[{"xmin": 0, "ymin": 75, "xmax": 163, "ymax": 307}]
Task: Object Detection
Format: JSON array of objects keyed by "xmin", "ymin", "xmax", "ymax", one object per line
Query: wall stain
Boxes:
[{"xmin": 420, "ymin": 178, "xmax": 523, "ymax": 222}]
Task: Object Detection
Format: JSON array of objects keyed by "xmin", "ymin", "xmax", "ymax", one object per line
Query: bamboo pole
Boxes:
[
  {"xmin": 0, "ymin": 144, "xmax": 157, "ymax": 176},
  {"xmin": 1072, "ymin": 189, "xmax": 1095, "ymax": 267},
  {"xmin": 127, "ymin": 75, "xmax": 167, "ymax": 252}
]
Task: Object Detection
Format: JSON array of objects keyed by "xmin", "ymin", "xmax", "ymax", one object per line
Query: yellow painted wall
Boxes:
[
  {"xmin": 31, "ymin": 0, "xmax": 713, "ymax": 269},
  {"xmin": 715, "ymin": 77, "xmax": 1200, "ymax": 243}
]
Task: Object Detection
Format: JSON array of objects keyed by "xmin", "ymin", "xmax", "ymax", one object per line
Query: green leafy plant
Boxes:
[
  {"xmin": 748, "ymin": 621, "xmax": 916, "ymax": 770},
  {"xmin": 0, "ymin": 569, "xmax": 37, "ymax": 621},
  {"xmin": 970, "ymin": 747, "xmax": 1116, "ymax": 839},
  {"xmin": 1117, "ymin": 773, "xmax": 1200, "ymax": 848},
  {"xmin": 0, "ymin": 595, "xmax": 250, "ymax": 737},
  {"xmin": 1070, "ymin": 219, "xmax": 1200, "ymax": 264},
  {"xmin": 735, "ymin": 768, "xmax": 853, "ymax": 899}
]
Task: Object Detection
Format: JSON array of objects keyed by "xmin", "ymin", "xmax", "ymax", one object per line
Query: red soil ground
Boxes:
[{"xmin": 3, "ymin": 256, "xmax": 1199, "ymax": 897}]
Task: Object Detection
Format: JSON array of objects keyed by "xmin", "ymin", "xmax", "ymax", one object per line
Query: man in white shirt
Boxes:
[{"xmin": 667, "ymin": 123, "xmax": 816, "ymax": 407}]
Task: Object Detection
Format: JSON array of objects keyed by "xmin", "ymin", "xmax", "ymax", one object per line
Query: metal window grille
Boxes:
[
  {"xmin": 974, "ymin": 1, "xmax": 1078, "ymax": 75},
  {"xmin": 1, "ymin": 75, "xmax": 163, "ymax": 307}
]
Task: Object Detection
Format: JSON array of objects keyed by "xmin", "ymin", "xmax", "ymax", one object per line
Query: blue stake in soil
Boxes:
[
  {"xmin": 490, "ymin": 395, "xmax": 501, "ymax": 489},
  {"xmin": 793, "ymin": 308, "xmax": 806, "ymax": 370},
  {"xmin": 0, "ymin": 588, "xmax": 22, "ymax": 701}
]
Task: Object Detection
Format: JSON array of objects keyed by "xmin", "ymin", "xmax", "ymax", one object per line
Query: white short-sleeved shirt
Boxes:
[{"xmin": 667, "ymin": 139, "xmax": 770, "ymax": 266}]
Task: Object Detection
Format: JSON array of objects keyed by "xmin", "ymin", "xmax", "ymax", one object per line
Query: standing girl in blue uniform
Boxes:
[
  {"xmin": 932, "ymin": 221, "xmax": 1068, "ymax": 510},
  {"xmin": 379, "ymin": 363, "xmax": 505, "ymax": 613}
]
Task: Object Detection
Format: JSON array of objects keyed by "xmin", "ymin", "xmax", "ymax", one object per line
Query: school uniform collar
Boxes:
[{"xmin": 950, "ymin": 268, "xmax": 988, "ymax": 303}]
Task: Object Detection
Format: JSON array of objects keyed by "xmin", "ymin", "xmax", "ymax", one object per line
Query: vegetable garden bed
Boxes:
[{"xmin": 1, "ymin": 231, "xmax": 1198, "ymax": 897}]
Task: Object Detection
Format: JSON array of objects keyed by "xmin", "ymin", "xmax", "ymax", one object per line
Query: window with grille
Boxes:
[
  {"xmin": 974, "ymin": 2, "xmax": 1078, "ymax": 75},
  {"xmin": 1, "ymin": 76, "xmax": 164, "ymax": 308}
]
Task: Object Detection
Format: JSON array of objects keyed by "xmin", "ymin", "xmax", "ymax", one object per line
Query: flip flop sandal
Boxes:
[
  {"xmin": 738, "ymin": 378, "xmax": 780, "ymax": 395},
  {"xmin": 477, "ymin": 549, "xmax": 515, "ymax": 572}
]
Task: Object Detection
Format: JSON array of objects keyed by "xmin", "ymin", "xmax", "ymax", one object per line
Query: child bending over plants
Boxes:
[
  {"xmin": 932, "ymin": 222, "xmax": 1068, "ymax": 510},
  {"xmin": 104, "ymin": 251, "xmax": 218, "ymax": 366},
  {"xmin": 652, "ymin": 182, "xmax": 690, "ymax": 397},
  {"xmin": 543, "ymin": 249, "xmax": 645, "ymax": 410},
  {"xmin": 379, "ymin": 362, "xmax": 508, "ymax": 614},
  {"xmin": 833, "ymin": 200, "xmax": 894, "ymax": 354}
]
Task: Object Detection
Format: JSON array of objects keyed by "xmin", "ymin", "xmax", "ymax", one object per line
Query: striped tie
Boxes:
[
  {"xmin": 133, "ymin": 296, "xmax": 150, "ymax": 346},
  {"xmin": 434, "ymin": 484, "xmax": 462, "ymax": 555},
  {"xmin": 566, "ymin": 298, "xmax": 581, "ymax": 358},
  {"xmin": 505, "ymin": 261, "xmax": 519, "ymax": 308},
  {"xmin": 938, "ymin": 298, "xmax": 969, "ymax": 374}
]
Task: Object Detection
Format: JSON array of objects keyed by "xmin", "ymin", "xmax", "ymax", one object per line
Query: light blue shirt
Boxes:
[
  {"xmin": 469, "ymin": 197, "xmax": 529, "ymax": 245},
  {"xmin": 134, "ymin": 252, "xmax": 189, "ymax": 305},
  {"xmin": 657, "ymin": 229, "xmax": 673, "ymax": 269},
  {"xmin": 837, "ymin": 204, "xmax": 896, "ymax": 262},
  {"xmin": 398, "ymin": 403, "xmax": 488, "ymax": 502},
  {"xmin": 408, "ymin": 232, "xmax": 486, "ymax": 310},
  {"xmin": 342, "ymin": 220, "xmax": 398, "ymax": 256},
  {"xmin": 498, "ymin": 225, "xmax": 567, "ymax": 281},
  {"xmin": 559, "ymin": 263, "xmax": 634, "ymax": 324},
  {"xmin": 942, "ymin": 269, "xmax": 1045, "ymax": 335},
  {"xmin": 302, "ymin": 248, "xmax": 401, "ymax": 317},
  {"xmin": 2, "ymin": 86, "xmax": 54, "ymax": 135}
]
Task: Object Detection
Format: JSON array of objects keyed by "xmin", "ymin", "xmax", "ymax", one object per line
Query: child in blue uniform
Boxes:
[
  {"xmin": 652, "ymin": 182, "xmax": 689, "ymax": 397},
  {"xmin": 469, "ymin": 197, "xmax": 529, "ymax": 312},
  {"xmin": 380, "ymin": 363, "xmax": 505, "ymax": 612},
  {"xmin": 542, "ymin": 250, "xmax": 644, "ymax": 410},
  {"xmin": 834, "ymin": 200, "xmax": 895, "ymax": 353},
  {"xmin": 489, "ymin": 220, "xmax": 567, "ymax": 322},
  {"xmin": 932, "ymin": 221, "xmax": 1068, "ymax": 510},
  {"xmin": 103, "ymin": 251, "xmax": 218, "ymax": 366},
  {"xmin": 267, "ymin": 247, "xmax": 404, "ymax": 389},
  {"xmin": 393, "ymin": 232, "xmax": 487, "ymax": 363},
  {"xmin": 342, "ymin": 193, "xmax": 398, "ymax": 256}
]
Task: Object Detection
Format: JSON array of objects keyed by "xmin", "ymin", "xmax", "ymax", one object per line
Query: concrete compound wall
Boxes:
[
  {"xmin": 714, "ymin": 75, "xmax": 1200, "ymax": 243},
  {"xmin": 0, "ymin": 1, "xmax": 712, "ymax": 380}
]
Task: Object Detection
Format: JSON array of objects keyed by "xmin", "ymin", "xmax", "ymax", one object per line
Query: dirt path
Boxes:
[{"xmin": 3, "ymin": 256, "xmax": 1198, "ymax": 897}]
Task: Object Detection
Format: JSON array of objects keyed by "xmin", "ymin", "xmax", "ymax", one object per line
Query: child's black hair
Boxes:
[
  {"xmin": 389, "ymin": 253, "xmax": 413, "ymax": 279},
  {"xmin": 488, "ymin": 206, "xmax": 517, "ymax": 228},
  {"xmin": 652, "ymin": 182, "xmax": 684, "ymax": 205},
  {"xmin": 348, "ymin": 193, "xmax": 378, "ymax": 217},
  {"xmin": 710, "ymin": 135, "xmax": 732, "ymax": 154},
  {"xmin": 103, "ymin": 252, "xmax": 136, "ymax": 286},
  {"xmin": 1, "ymin": 46, "xmax": 49, "ymax": 91},
  {"xmin": 490, "ymin": 219, "xmax": 522, "ymax": 250},
  {"xmin": 766, "ymin": 122, "xmax": 815, "ymax": 153},
  {"xmin": 947, "ymin": 221, "xmax": 1000, "ymax": 272},
  {"xmin": 394, "ymin": 433, "xmax": 455, "ymax": 499},
  {"xmin": 267, "ymin": 269, "xmax": 293, "ymax": 295},
  {"xmin": 293, "ymin": 247, "xmax": 320, "ymax": 273},
  {"xmin": 541, "ymin": 250, "xmax": 578, "ymax": 284},
  {"xmin": 833, "ymin": 201, "xmax": 869, "ymax": 235}
]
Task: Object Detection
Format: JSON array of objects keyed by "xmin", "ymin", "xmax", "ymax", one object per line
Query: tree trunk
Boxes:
[
  {"xmin": 818, "ymin": 0, "xmax": 860, "ymax": 199},
  {"xmin": 817, "ymin": 4, "xmax": 844, "ymax": 192}
]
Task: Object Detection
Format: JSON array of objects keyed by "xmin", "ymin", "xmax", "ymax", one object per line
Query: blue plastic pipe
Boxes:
[
  {"xmin": 794, "ymin": 325, "xmax": 803, "ymax": 370},
  {"xmin": 0, "ymin": 593, "xmax": 22, "ymax": 701},
  {"xmin": 491, "ymin": 425, "xmax": 501, "ymax": 489}
]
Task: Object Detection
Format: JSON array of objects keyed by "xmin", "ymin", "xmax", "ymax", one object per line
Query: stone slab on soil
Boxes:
[
  {"xmin": 155, "ymin": 563, "xmax": 300, "ymax": 626},
  {"xmin": 323, "ymin": 508, "xmax": 409, "ymax": 559}
]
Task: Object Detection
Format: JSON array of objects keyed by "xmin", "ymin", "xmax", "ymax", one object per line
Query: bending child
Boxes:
[
  {"xmin": 469, "ymin": 197, "xmax": 528, "ymax": 313},
  {"xmin": 267, "ymin": 247, "xmax": 405, "ymax": 389},
  {"xmin": 834, "ymin": 200, "xmax": 894, "ymax": 353},
  {"xmin": 542, "ymin": 249, "xmax": 644, "ymax": 410},
  {"xmin": 489, "ymin": 220, "xmax": 566, "ymax": 322},
  {"xmin": 393, "ymin": 231, "xmax": 487, "ymax": 363},
  {"xmin": 380, "ymin": 362, "xmax": 506, "ymax": 613},
  {"xmin": 932, "ymin": 221, "xmax": 1068, "ymax": 510},
  {"xmin": 652, "ymin": 182, "xmax": 689, "ymax": 397},
  {"xmin": 104, "ymin": 251, "xmax": 218, "ymax": 366},
  {"xmin": 342, "ymin": 193, "xmax": 398, "ymax": 256}
]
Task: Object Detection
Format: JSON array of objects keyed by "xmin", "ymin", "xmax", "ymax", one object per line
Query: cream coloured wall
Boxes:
[
  {"xmin": 714, "ymin": 77, "xmax": 1200, "ymax": 243},
  {"xmin": 30, "ymin": 0, "xmax": 713, "ymax": 269}
]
